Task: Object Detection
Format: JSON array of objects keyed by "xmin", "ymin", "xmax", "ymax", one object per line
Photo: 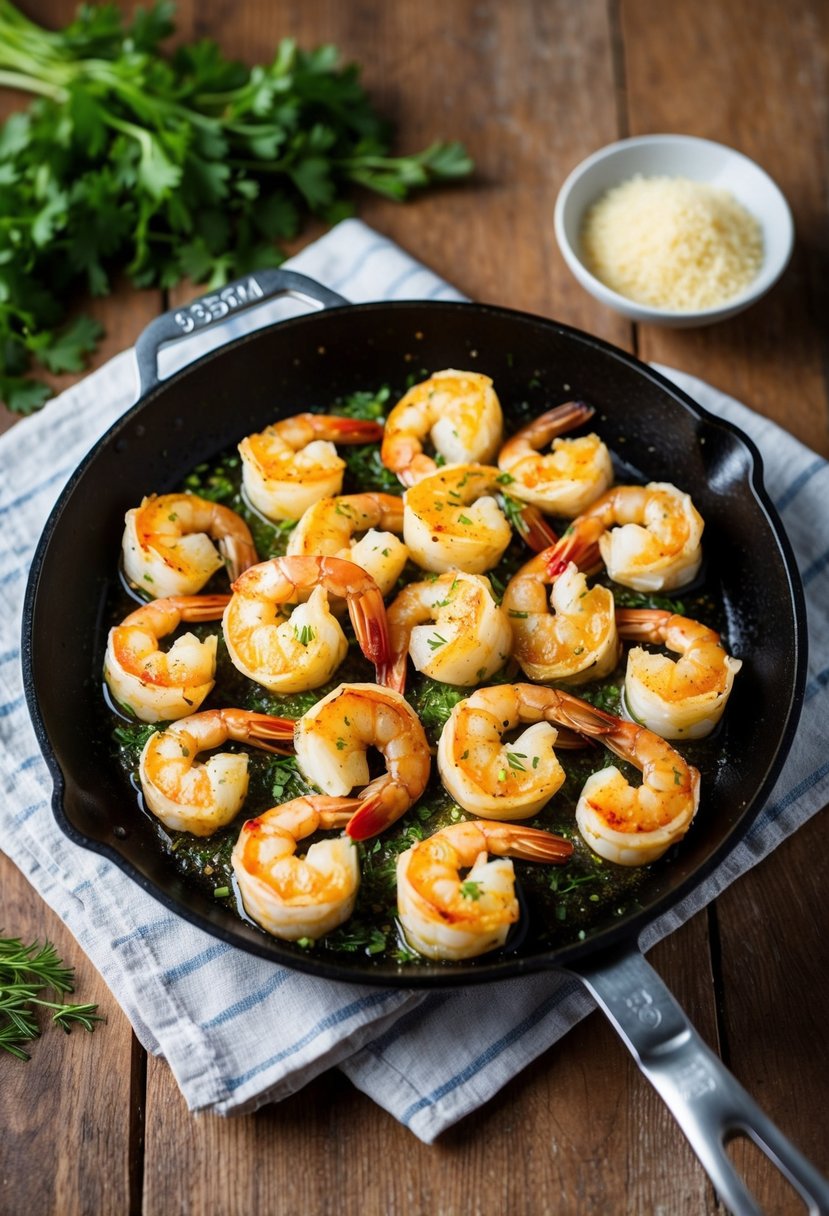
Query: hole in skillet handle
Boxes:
[
  {"xmin": 561, "ymin": 942, "xmax": 829, "ymax": 1215},
  {"xmin": 133, "ymin": 269, "xmax": 350, "ymax": 398}
]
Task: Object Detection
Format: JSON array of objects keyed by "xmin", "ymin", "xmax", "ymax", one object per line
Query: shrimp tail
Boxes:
[
  {"xmin": 517, "ymin": 503, "xmax": 559, "ymax": 552},
  {"xmin": 545, "ymin": 400, "xmax": 595, "ymax": 433},
  {"xmin": 384, "ymin": 649, "xmax": 409, "ymax": 694},
  {"xmin": 528, "ymin": 686, "xmax": 619, "ymax": 740},
  {"xmin": 485, "ymin": 823, "xmax": 574, "ymax": 863},
  {"xmin": 175, "ymin": 593, "xmax": 233, "ymax": 621},
  {"xmin": 615, "ymin": 607, "xmax": 673, "ymax": 642},
  {"xmin": 218, "ymin": 535, "xmax": 259, "ymax": 582},
  {"xmin": 241, "ymin": 711, "xmax": 297, "ymax": 754},
  {"xmin": 548, "ymin": 725, "xmax": 594, "ymax": 750},
  {"xmin": 275, "ymin": 794, "xmax": 364, "ymax": 830},
  {"xmin": 545, "ymin": 518, "xmax": 604, "ymax": 580},
  {"xmin": 346, "ymin": 589, "xmax": 392, "ymax": 685},
  {"xmin": 345, "ymin": 776, "xmax": 408, "ymax": 840},
  {"xmin": 325, "ymin": 418, "xmax": 385, "ymax": 444}
]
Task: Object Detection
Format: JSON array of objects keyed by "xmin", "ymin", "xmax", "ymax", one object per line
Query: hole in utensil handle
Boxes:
[
  {"xmin": 562, "ymin": 945, "xmax": 829, "ymax": 1215},
  {"xmin": 134, "ymin": 268, "xmax": 349, "ymax": 397}
]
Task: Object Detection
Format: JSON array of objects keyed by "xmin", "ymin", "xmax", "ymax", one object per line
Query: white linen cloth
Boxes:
[{"xmin": 1, "ymin": 220, "xmax": 827, "ymax": 1143}]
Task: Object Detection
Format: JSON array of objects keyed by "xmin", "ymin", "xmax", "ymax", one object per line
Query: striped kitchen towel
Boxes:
[{"xmin": 1, "ymin": 220, "xmax": 826, "ymax": 1141}]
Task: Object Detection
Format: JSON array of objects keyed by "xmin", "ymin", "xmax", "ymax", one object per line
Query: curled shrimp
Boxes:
[
  {"xmin": 502, "ymin": 551, "xmax": 620, "ymax": 684},
  {"xmin": 232, "ymin": 796, "xmax": 362, "ymax": 941},
  {"xmin": 403, "ymin": 463, "xmax": 557, "ymax": 574},
  {"xmin": 536, "ymin": 689, "xmax": 701, "ymax": 866},
  {"xmin": 386, "ymin": 571, "xmax": 512, "ymax": 692},
  {"xmin": 286, "ymin": 491, "xmax": 408, "ymax": 599},
  {"xmin": 122, "ymin": 493, "xmax": 257, "ymax": 598},
  {"xmin": 403, "ymin": 464, "xmax": 514, "ymax": 574},
  {"xmin": 222, "ymin": 555, "xmax": 390, "ymax": 693},
  {"xmin": 381, "ymin": 369, "xmax": 503, "ymax": 486},
  {"xmin": 138, "ymin": 708, "xmax": 294, "ymax": 836},
  {"xmin": 616, "ymin": 608, "xmax": 742, "ymax": 740},
  {"xmin": 550, "ymin": 482, "xmax": 704, "ymax": 592},
  {"xmin": 293, "ymin": 682, "xmax": 431, "ymax": 841},
  {"xmin": 239, "ymin": 413, "xmax": 383, "ymax": 521},
  {"xmin": 437, "ymin": 683, "xmax": 572, "ymax": 819},
  {"xmin": 497, "ymin": 401, "xmax": 613, "ymax": 515},
  {"xmin": 103, "ymin": 594, "xmax": 229, "ymax": 723},
  {"xmin": 397, "ymin": 819, "xmax": 573, "ymax": 961}
]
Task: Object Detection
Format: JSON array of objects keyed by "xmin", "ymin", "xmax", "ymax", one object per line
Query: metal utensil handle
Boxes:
[
  {"xmin": 134, "ymin": 268, "xmax": 349, "ymax": 396},
  {"xmin": 569, "ymin": 945, "xmax": 829, "ymax": 1215}
]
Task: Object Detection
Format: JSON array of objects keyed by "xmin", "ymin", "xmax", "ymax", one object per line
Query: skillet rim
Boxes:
[{"xmin": 21, "ymin": 298, "xmax": 809, "ymax": 986}]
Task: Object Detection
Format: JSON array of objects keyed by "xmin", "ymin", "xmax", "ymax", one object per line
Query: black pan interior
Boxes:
[{"xmin": 23, "ymin": 301, "xmax": 806, "ymax": 985}]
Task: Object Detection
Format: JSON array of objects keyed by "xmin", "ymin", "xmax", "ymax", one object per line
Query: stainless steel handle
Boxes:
[
  {"xmin": 134, "ymin": 267, "xmax": 348, "ymax": 396},
  {"xmin": 567, "ymin": 945, "xmax": 829, "ymax": 1215}
]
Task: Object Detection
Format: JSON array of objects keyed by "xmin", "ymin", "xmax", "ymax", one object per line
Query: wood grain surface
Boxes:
[{"xmin": 1, "ymin": 2, "xmax": 827, "ymax": 1214}]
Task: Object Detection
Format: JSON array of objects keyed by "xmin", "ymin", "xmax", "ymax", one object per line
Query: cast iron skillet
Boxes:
[{"xmin": 22, "ymin": 270, "xmax": 828, "ymax": 1213}]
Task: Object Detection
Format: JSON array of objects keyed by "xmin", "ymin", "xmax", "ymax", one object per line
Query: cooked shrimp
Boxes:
[
  {"xmin": 122, "ymin": 493, "xmax": 257, "ymax": 598},
  {"xmin": 403, "ymin": 464, "xmax": 514, "ymax": 574},
  {"xmin": 138, "ymin": 708, "xmax": 294, "ymax": 836},
  {"xmin": 616, "ymin": 609, "xmax": 742, "ymax": 740},
  {"xmin": 223, "ymin": 555, "xmax": 390, "ymax": 693},
  {"xmin": 498, "ymin": 401, "xmax": 613, "ymax": 515},
  {"xmin": 232, "ymin": 796, "xmax": 362, "ymax": 941},
  {"xmin": 293, "ymin": 683, "xmax": 431, "ymax": 840},
  {"xmin": 239, "ymin": 413, "xmax": 384, "ymax": 521},
  {"xmin": 535, "ymin": 689, "xmax": 701, "ymax": 866},
  {"xmin": 381, "ymin": 369, "xmax": 503, "ymax": 486},
  {"xmin": 549, "ymin": 482, "xmax": 704, "ymax": 592},
  {"xmin": 397, "ymin": 819, "xmax": 573, "ymax": 961},
  {"xmin": 386, "ymin": 571, "xmax": 512, "ymax": 692},
  {"xmin": 286, "ymin": 492, "xmax": 408, "ymax": 599},
  {"xmin": 502, "ymin": 552, "xmax": 620, "ymax": 684},
  {"xmin": 437, "ymin": 683, "xmax": 571, "ymax": 819},
  {"xmin": 104, "ymin": 594, "xmax": 229, "ymax": 723}
]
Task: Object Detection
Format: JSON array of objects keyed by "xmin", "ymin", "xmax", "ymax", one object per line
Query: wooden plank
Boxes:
[
  {"xmin": 621, "ymin": 0, "xmax": 829, "ymax": 456},
  {"xmin": 169, "ymin": 0, "xmax": 631, "ymax": 344},
  {"xmin": 714, "ymin": 810, "xmax": 829, "ymax": 1211},
  {"xmin": 0, "ymin": 853, "xmax": 137, "ymax": 1216},
  {"xmin": 143, "ymin": 6, "xmax": 725, "ymax": 1214},
  {"xmin": 142, "ymin": 913, "xmax": 719, "ymax": 1214}
]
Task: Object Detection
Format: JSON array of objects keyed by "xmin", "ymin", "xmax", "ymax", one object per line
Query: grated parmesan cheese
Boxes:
[{"xmin": 580, "ymin": 175, "xmax": 763, "ymax": 311}]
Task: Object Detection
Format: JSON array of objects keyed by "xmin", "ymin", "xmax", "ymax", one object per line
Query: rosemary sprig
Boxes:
[{"xmin": 0, "ymin": 933, "xmax": 103, "ymax": 1060}]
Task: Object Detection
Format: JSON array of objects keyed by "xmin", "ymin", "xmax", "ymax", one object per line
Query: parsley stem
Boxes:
[{"xmin": 0, "ymin": 67, "xmax": 66, "ymax": 100}]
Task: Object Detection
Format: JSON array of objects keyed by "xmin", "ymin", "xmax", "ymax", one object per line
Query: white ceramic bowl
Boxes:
[{"xmin": 553, "ymin": 134, "xmax": 794, "ymax": 327}]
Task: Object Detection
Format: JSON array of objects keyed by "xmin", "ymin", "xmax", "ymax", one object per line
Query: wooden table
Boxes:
[{"xmin": 2, "ymin": 2, "xmax": 827, "ymax": 1212}]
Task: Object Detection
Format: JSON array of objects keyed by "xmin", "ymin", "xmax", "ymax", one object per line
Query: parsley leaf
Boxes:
[{"xmin": 0, "ymin": 2, "xmax": 473, "ymax": 412}]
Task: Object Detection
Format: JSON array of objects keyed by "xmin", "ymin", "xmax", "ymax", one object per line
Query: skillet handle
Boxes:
[
  {"xmin": 566, "ymin": 945, "xmax": 829, "ymax": 1215},
  {"xmin": 134, "ymin": 268, "xmax": 348, "ymax": 396}
]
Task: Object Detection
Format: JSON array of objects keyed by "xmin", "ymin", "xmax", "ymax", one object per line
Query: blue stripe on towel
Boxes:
[
  {"xmin": 805, "ymin": 664, "xmax": 829, "ymax": 700},
  {"xmin": 160, "ymin": 942, "xmax": 231, "ymax": 982},
  {"xmin": 330, "ymin": 238, "xmax": 389, "ymax": 293},
  {"xmin": 200, "ymin": 968, "xmax": 292, "ymax": 1029},
  {"xmin": 775, "ymin": 456, "xmax": 826, "ymax": 512},
  {"xmin": 226, "ymin": 990, "xmax": 400, "ymax": 1092},
  {"xmin": 12, "ymin": 800, "xmax": 47, "ymax": 826},
  {"xmin": 400, "ymin": 979, "xmax": 582, "ymax": 1125},
  {"xmin": 0, "ymin": 463, "xmax": 74, "ymax": 518},
  {"xmin": 802, "ymin": 546, "xmax": 829, "ymax": 587},
  {"xmin": 111, "ymin": 916, "xmax": 180, "ymax": 949}
]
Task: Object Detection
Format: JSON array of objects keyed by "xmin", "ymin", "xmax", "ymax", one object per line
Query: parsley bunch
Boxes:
[
  {"xmin": 0, "ymin": 932, "xmax": 103, "ymax": 1059},
  {"xmin": 0, "ymin": 1, "xmax": 473, "ymax": 413}
]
